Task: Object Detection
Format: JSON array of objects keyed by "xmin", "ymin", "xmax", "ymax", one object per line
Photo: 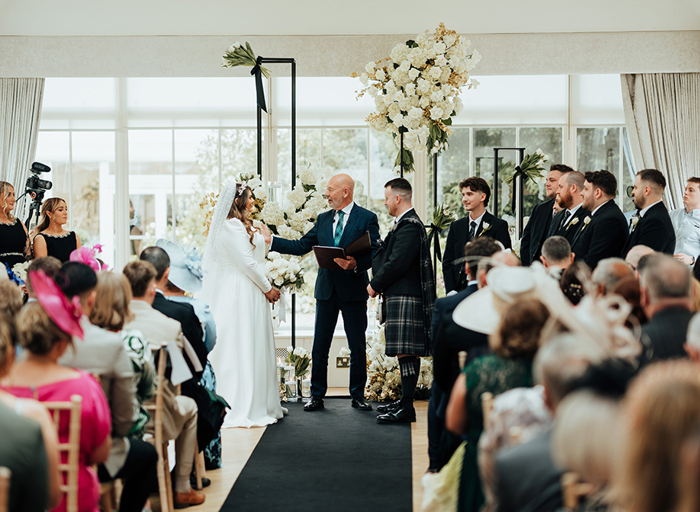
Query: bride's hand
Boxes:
[
  {"xmin": 265, "ymin": 287, "xmax": 281, "ymax": 303},
  {"xmin": 260, "ymin": 223, "xmax": 272, "ymax": 245}
]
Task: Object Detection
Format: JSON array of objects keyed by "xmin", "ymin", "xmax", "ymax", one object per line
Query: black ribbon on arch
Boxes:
[
  {"xmin": 251, "ymin": 56, "xmax": 267, "ymax": 113},
  {"xmin": 426, "ymin": 224, "xmax": 443, "ymax": 261}
]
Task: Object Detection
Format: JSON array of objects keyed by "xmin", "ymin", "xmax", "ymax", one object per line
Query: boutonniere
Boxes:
[
  {"xmin": 480, "ymin": 222, "xmax": 491, "ymax": 235},
  {"xmin": 567, "ymin": 217, "xmax": 580, "ymax": 231},
  {"xmin": 580, "ymin": 216, "xmax": 592, "ymax": 231},
  {"xmin": 631, "ymin": 216, "xmax": 640, "ymax": 232}
]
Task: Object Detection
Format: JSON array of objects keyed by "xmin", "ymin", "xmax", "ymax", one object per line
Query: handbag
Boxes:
[{"xmin": 421, "ymin": 441, "xmax": 466, "ymax": 512}]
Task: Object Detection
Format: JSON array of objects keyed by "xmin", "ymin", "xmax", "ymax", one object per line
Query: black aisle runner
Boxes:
[{"xmin": 220, "ymin": 398, "xmax": 413, "ymax": 512}]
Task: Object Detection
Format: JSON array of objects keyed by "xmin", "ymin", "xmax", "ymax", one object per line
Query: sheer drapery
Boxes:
[
  {"xmin": 621, "ymin": 73, "xmax": 700, "ymax": 210},
  {"xmin": 0, "ymin": 78, "xmax": 45, "ymax": 216}
]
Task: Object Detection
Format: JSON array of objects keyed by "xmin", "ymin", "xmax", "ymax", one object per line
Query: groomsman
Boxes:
[
  {"xmin": 520, "ymin": 164, "xmax": 574, "ymax": 266},
  {"xmin": 670, "ymin": 177, "xmax": 700, "ymax": 265},
  {"xmin": 622, "ymin": 168, "xmax": 675, "ymax": 257},
  {"xmin": 442, "ymin": 177, "xmax": 511, "ymax": 293},
  {"xmin": 368, "ymin": 178, "xmax": 436, "ymax": 423},
  {"xmin": 549, "ymin": 171, "xmax": 589, "ymax": 244},
  {"xmin": 571, "ymin": 170, "xmax": 628, "ymax": 269},
  {"xmin": 263, "ymin": 174, "xmax": 381, "ymax": 412}
]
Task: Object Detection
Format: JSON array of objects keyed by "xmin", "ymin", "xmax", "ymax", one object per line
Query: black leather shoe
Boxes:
[
  {"xmin": 304, "ymin": 396, "xmax": 324, "ymax": 411},
  {"xmin": 376, "ymin": 406, "xmax": 416, "ymax": 423},
  {"xmin": 351, "ymin": 398, "xmax": 372, "ymax": 411},
  {"xmin": 190, "ymin": 475, "xmax": 211, "ymax": 489},
  {"xmin": 376, "ymin": 399, "xmax": 401, "ymax": 414}
]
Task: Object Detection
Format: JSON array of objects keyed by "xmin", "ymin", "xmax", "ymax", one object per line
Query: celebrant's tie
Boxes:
[
  {"xmin": 334, "ymin": 210, "xmax": 345, "ymax": 246},
  {"xmin": 468, "ymin": 220, "xmax": 477, "ymax": 241}
]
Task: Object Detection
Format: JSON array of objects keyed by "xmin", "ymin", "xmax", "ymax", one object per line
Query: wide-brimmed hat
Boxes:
[
  {"xmin": 452, "ymin": 266, "xmax": 538, "ymax": 335},
  {"xmin": 155, "ymin": 239, "xmax": 204, "ymax": 294}
]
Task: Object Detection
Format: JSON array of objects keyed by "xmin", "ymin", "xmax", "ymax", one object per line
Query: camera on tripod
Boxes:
[{"xmin": 24, "ymin": 162, "xmax": 52, "ymax": 229}]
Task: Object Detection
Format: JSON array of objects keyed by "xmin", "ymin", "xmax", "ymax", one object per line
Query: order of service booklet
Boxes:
[{"xmin": 312, "ymin": 231, "xmax": 372, "ymax": 270}]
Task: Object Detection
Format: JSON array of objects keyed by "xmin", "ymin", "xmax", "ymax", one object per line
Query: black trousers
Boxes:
[{"xmin": 98, "ymin": 437, "xmax": 158, "ymax": 512}]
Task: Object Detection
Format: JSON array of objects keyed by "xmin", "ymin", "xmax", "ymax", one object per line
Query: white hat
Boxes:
[{"xmin": 155, "ymin": 239, "xmax": 204, "ymax": 294}]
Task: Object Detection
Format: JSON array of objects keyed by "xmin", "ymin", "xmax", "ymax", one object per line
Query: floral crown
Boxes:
[{"xmin": 235, "ymin": 181, "xmax": 249, "ymax": 198}]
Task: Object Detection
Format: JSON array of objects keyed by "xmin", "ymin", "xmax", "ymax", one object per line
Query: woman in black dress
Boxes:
[
  {"xmin": 32, "ymin": 197, "xmax": 81, "ymax": 263},
  {"xmin": 0, "ymin": 181, "xmax": 31, "ymax": 270}
]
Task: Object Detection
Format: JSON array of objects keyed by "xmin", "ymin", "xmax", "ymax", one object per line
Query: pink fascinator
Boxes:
[
  {"xmin": 69, "ymin": 245, "xmax": 110, "ymax": 272},
  {"xmin": 29, "ymin": 270, "xmax": 84, "ymax": 340}
]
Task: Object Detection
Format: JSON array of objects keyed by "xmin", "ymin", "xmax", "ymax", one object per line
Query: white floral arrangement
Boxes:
[
  {"xmin": 285, "ymin": 345, "xmax": 311, "ymax": 380},
  {"xmin": 364, "ymin": 325, "xmax": 433, "ymax": 402},
  {"xmin": 265, "ymin": 251, "xmax": 304, "ymax": 291},
  {"xmin": 10, "ymin": 261, "xmax": 30, "ymax": 284},
  {"xmin": 352, "ymin": 23, "xmax": 480, "ymax": 173}
]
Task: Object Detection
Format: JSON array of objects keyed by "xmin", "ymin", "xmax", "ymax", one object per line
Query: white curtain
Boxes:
[
  {"xmin": 0, "ymin": 78, "xmax": 45, "ymax": 215},
  {"xmin": 621, "ymin": 73, "xmax": 700, "ymax": 210}
]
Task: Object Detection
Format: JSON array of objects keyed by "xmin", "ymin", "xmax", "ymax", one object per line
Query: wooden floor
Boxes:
[{"xmin": 184, "ymin": 391, "xmax": 430, "ymax": 512}]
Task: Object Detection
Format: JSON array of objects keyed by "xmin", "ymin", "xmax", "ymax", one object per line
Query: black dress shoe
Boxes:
[
  {"xmin": 190, "ymin": 475, "xmax": 211, "ymax": 489},
  {"xmin": 351, "ymin": 398, "xmax": 372, "ymax": 411},
  {"xmin": 304, "ymin": 396, "xmax": 324, "ymax": 411},
  {"xmin": 376, "ymin": 399, "xmax": 401, "ymax": 414},
  {"xmin": 376, "ymin": 406, "xmax": 416, "ymax": 423}
]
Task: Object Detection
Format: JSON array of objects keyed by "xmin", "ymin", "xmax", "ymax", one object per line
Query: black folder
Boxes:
[{"xmin": 312, "ymin": 231, "xmax": 372, "ymax": 270}]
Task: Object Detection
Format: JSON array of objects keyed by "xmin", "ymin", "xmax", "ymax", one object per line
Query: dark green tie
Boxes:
[{"xmin": 334, "ymin": 210, "xmax": 345, "ymax": 246}]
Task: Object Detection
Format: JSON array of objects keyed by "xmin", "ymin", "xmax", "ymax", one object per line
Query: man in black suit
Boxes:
[
  {"xmin": 622, "ymin": 168, "xmax": 676, "ymax": 257},
  {"xmin": 520, "ymin": 164, "xmax": 574, "ymax": 266},
  {"xmin": 442, "ymin": 177, "xmax": 511, "ymax": 292},
  {"xmin": 570, "ymin": 170, "xmax": 629, "ymax": 270},
  {"xmin": 549, "ymin": 170, "xmax": 589, "ymax": 243},
  {"xmin": 639, "ymin": 253, "xmax": 694, "ymax": 365},
  {"xmin": 368, "ymin": 178, "xmax": 436, "ymax": 423}
]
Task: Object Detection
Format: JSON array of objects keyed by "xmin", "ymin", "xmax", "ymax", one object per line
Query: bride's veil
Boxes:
[{"xmin": 198, "ymin": 181, "xmax": 238, "ymax": 303}]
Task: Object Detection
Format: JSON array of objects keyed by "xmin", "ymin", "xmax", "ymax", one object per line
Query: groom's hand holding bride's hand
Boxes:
[
  {"xmin": 265, "ymin": 287, "xmax": 281, "ymax": 303},
  {"xmin": 333, "ymin": 256, "xmax": 357, "ymax": 271},
  {"xmin": 260, "ymin": 223, "xmax": 272, "ymax": 245}
]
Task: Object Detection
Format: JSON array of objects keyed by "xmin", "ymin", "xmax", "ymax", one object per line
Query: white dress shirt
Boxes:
[
  {"xmin": 670, "ymin": 207, "xmax": 700, "ymax": 260},
  {"xmin": 332, "ymin": 202, "xmax": 354, "ymax": 234}
]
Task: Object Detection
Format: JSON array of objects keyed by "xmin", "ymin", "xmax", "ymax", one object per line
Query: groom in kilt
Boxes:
[{"xmin": 368, "ymin": 178, "xmax": 436, "ymax": 423}]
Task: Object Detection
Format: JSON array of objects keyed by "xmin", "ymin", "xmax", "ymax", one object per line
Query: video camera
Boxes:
[{"xmin": 24, "ymin": 162, "xmax": 52, "ymax": 228}]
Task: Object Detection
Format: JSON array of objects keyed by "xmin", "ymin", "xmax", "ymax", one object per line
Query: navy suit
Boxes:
[{"xmin": 271, "ymin": 203, "xmax": 380, "ymax": 399}]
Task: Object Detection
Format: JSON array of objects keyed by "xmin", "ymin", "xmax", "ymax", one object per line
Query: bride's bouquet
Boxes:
[{"xmin": 265, "ymin": 251, "xmax": 304, "ymax": 291}]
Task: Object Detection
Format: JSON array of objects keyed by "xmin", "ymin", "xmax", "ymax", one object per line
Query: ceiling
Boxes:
[{"xmin": 1, "ymin": 0, "xmax": 700, "ymax": 36}]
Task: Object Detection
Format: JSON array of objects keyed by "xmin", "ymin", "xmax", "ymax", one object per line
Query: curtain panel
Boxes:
[
  {"xmin": 621, "ymin": 73, "xmax": 700, "ymax": 210},
  {"xmin": 0, "ymin": 78, "xmax": 45, "ymax": 217}
]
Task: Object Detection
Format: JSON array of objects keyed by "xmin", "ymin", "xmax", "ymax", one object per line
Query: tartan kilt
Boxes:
[{"xmin": 384, "ymin": 294, "xmax": 430, "ymax": 357}]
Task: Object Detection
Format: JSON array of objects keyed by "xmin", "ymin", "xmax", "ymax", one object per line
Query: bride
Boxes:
[{"xmin": 200, "ymin": 181, "xmax": 285, "ymax": 428}]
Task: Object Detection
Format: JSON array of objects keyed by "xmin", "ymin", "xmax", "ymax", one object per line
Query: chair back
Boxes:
[
  {"xmin": 44, "ymin": 395, "xmax": 82, "ymax": 512},
  {"xmin": 0, "ymin": 467, "xmax": 10, "ymax": 512},
  {"xmin": 561, "ymin": 472, "xmax": 594, "ymax": 510}
]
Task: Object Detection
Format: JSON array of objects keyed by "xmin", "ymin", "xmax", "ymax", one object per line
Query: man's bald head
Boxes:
[
  {"xmin": 325, "ymin": 173, "xmax": 354, "ymax": 210},
  {"xmin": 625, "ymin": 245, "xmax": 654, "ymax": 272}
]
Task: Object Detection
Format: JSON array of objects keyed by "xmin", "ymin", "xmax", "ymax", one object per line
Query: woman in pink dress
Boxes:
[{"xmin": 1, "ymin": 271, "xmax": 111, "ymax": 512}]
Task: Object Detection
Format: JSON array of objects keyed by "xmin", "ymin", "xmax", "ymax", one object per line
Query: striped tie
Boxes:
[{"xmin": 334, "ymin": 210, "xmax": 345, "ymax": 246}]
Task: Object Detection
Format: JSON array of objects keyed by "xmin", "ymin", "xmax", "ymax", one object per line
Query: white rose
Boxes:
[
  {"xmin": 274, "ymin": 276, "xmax": 284, "ymax": 286},
  {"xmin": 359, "ymin": 73, "xmax": 369, "ymax": 85},
  {"xmin": 287, "ymin": 187, "xmax": 307, "ymax": 209},
  {"xmin": 365, "ymin": 61, "xmax": 375, "ymax": 73},
  {"xmin": 429, "ymin": 66, "xmax": 442, "ymax": 80},
  {"xmin": 339, "ymin": 347, "xmax": 351, "ymax": 357},
  {"xmin": 375, "ymin": 69, "xmax": 386, "ymax": 81},
  {"xmin": 408, "ymin": 68, "xmax": 420, "ymax": 81},
  {"xmin": 430, "ymin": 107, "xmax": 444, "ymax": 121}
]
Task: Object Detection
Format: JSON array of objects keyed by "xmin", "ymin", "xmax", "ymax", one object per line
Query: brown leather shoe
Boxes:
[{"xmin": 174, "ymin": 488, "xmax": 206, "ymax": 508}]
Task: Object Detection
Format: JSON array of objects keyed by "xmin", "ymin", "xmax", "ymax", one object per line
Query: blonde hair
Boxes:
[
  {"xmin": 0, "ymin": 281, "xmax": 23, "ymax": 316},
  {"xmin": 35, "ymin": 197, "xmax": 66, "ymax": 233},
  {"xmin": 227, "ymin": 185, "xmax": 256, "ymax": 248},
  {"xmin": 0, "ymin": 312, "xmax": 17, "ymax": 377},
  {"xmin": 619, "ymin": 360, "xmax": 700, "ymax": 512},
  {"xmin": 89, "ymin": 271, "xmax": 133, "ymax": 331},
  {"xmin": 16, "ymin": 301, "xmax": 72, "ymax": 355},
  {"xmin": 0, "ymin": 181, "xmax": 15, "ymax": 222}
]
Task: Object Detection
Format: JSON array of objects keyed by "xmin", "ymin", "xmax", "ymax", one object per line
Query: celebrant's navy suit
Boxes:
[{"xmin": 271, "ymin": 203, "xmax": 380, "ymax": 399}]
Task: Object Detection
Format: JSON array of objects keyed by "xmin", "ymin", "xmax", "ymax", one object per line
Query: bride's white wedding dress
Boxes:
[{"xmin": 203, "ymin": 218, "xmax": 285, "ymax": 428}]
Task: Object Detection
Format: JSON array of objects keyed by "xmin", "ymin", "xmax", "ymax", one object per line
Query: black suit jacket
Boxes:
[
  {"xmin": 371, "ymin": 209, "xmax": 424, "ymax": 297},
  {"xmin": 442, "ymin": 211, "xmax": 512, "ymax": 293},
  {"xmin": 622, "ymin": 201, "xmax": 676, "ymax": 257},
  {"xmin": 639, "ymin": 306, "xmax": 693, "ymax": 365},
  {"xmin": 431, "ymin": 283, "xmax": 489, "ymax": 393},
  {"xmin": 152, "ymin": 293, "xmax": 207, "ymax": 377},
  {"xmin": 547, "ymin": 206, "xmax": 590, "ymax": 248},
  {"xmin": 570, "ymin": 200, "xmax": 628, "ymax": 270},
  {"xmin": 520, "ymin": 199, "xmax": 555, "ymax": 266}
]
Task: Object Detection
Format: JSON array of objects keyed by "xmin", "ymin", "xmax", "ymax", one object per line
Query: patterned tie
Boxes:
[
  {"xmin": 559, "ymin": 210, "xmax": 571, "ymax": 231},
  {"xmin": 468, "ymin": 220, "xmax": 477, "ymax": 241},
  {"xmin": 334, "ymin": 210, "xmax": 345, "ymax": 246}
]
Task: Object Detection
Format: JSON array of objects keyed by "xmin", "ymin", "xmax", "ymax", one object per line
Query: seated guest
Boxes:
[
  {"xmin": 0, "ymin": 280, "xmax": 23, "ymax": 315},
  {"xmin": 625, "ymin": 244, "xmax": 654, "ymax": 276},
  {"xmin": 549, "ymin": 170, "xmax": 588, "ymax": 243},
  {"xmin": 560, "ymin": 261, "xmax": 590, "ymax": 305},
  {"xmin": 443, "ymin": 177, "xmax": 511, "ymax": 292},
  {"xmin": 0, "ymin": 312, "xmax": 61, "ymax": 511},
  {"xmin": 32, "ymin": 198, "xmax": 81, "ymax": 263},
  {"xmin": 619, "ymin": 360, "xmax": 700, "ymax": 512},
  {"xmin": 671, "ymin": 177, "xmax": 700, "ymax": 266},
  {"xmin": 571, "ymin": 170, "xmax": 628, "ymax": 270},
  {"xmin": 539, "ymin": 236, "xmax": 573, "ymax": 279},
  {"xmin": 591, "ymin": 257, "xmax": 634, "ymax": 296},
  {"xmin": 25, "ymin": 256, "xmax": 62, "ymax": 301},
  {"xmin": 639, "ymin": 253, "xmax": 694, "ymax": 364},
  {"xmin": 622, "ymin": 168, "xmax": 675, "ymax": 257},
  {"xmin": 122, "ymin": 261, "xmax": 205, "ymax": 508},
  {"xmin": 56, "ymin": 263, "xmax": 157, "ymax": 512},
  {"xmin": 446, "ymin": 298, "xmax": 549, "ymax": 512},
  {"xmin": 684, "ymin": 312, "xmax": 700, "ymax": 363},
  {"xmin": 611, "ymin": 276, "xmax": 648, "ymax": 326},
  {"xmin": 2, "ymin": 271, "xmax": 111, "ymax": 512}
]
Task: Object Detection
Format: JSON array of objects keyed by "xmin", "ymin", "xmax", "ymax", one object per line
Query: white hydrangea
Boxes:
[
  {"xmin": 287, "ymin": 187, "xmax": 307, "ymax": 209},
  {"xmin": 298, "ymin": 167, "xmax": 317, "ymax": 186},
  {"xmin": 262, "ymin": 202, "xmax": 284, "ymax": 227}
]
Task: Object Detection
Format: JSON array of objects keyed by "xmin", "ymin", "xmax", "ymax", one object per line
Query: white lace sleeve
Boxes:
[{"xmin": 222, "ymin": 219, "xmax": 272, "ymax": 293}]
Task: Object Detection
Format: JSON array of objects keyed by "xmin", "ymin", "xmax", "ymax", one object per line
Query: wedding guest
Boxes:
[
  {"xmin": 670, "ymin": 178, "xmax": 700, "ymax": 265},
  {"xmin": 571, "ymin": 170, "xmax": 628, "ymax": 269},
  {"xmin": 539, "ymin": 236, "xmax": 573, "ymax": 279},
  {"xmin": 122, "ymin": 260, "xmax": 205, "ymax": 508},
  {"xmin": 369, "ymin": 177, "xmax": 435, "ymax": 423},
  {"xmin": 32, "ymin": 198, "xmax": 81, "ymax": 263},
  {"xmin": 560, "ymin": 261, "xmax": 590, "ymax": 305},
  {"xmin": 2, "ymin": 271, "xmax": 111, "ymax": 512},
  {"xmin": 591, "ymin": 257, "xmax": 634, "ymax": 296},
  {"xmin": 263, "ymin": 173, "xmax": 380, "ymax": 412},
  {"xmin": 549, "ymin": 170, "xmax": 588, "ymax": 243},
  {"xmin": 56, "ymin": 262, "xmax": 157, "ymax": 512},
  {"xmin": 619, "ymin": 360, "xmax": 700, "ymax": 512},
  {"xmin": 611, "ymin": 276, "xmax": 648, "ymax": 326},
  {"xmin": 0, "ymin": 311, "xmax": 61, "ymax": 511},
  {"xmin": 0, "ymin": 181, "xmax": 31, "ymax": 269},
  {"xmin": 625, "ymin": 244, "xmax": 654, "ymax": 276},
  {"xmin": 520, "ymin": 164, "xmax": 573, "ymax": 266},
  {"xmin": 622, "ymin": 168, "xmax": 675, "ymax": 257},
  {"xmin": 446, "ymin": 298, "xmax": 549, "ymax": 512},
  {"xmin": 0, "ymin": 280, "xmax": 23, "ymax": 316},
  {"xmin": 442, "ymin": 177, "xmax": 511, "ymax": 292},
  {"xmin": 639, "ymin": 253, "xmax": 694, "ymax": 364},
  {"xmin": 25, "ymin": 256, "xmax": 62, "ymax": 300},
  {"xmin": 684, "ymin": 312, "xmax": 700, "ymax": 363}
]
